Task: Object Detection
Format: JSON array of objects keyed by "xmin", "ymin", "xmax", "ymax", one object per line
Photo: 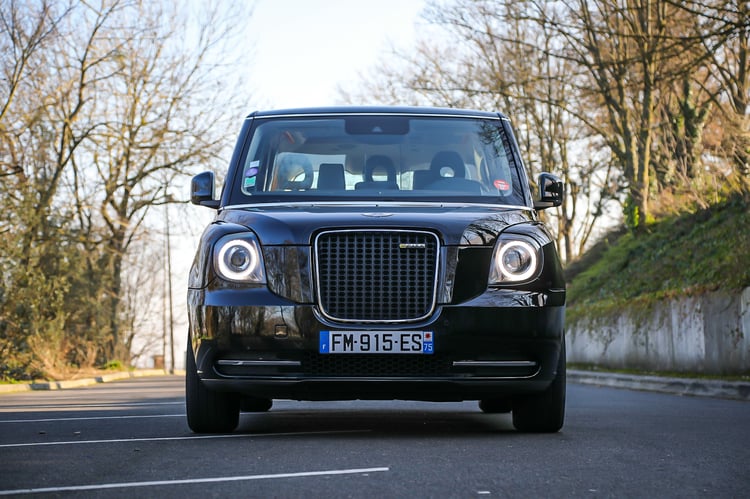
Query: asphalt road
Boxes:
[{"xmin": 1, "ymin": 375, "xmax": 748, "ymax": 498}]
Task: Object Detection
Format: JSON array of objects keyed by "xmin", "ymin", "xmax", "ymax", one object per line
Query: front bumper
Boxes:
[{"xmin": 188, "ymin": 287, "xmax": 565, "ymax": 402}]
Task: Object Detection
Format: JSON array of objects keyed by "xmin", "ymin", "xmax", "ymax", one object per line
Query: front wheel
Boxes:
[
  {"xmin": 511, "ymin": 341, "xmax": 566, "ymax": 433},
  {"xmin": 185, "ymin": 347, "xmax": 239, "ymax": 433}
]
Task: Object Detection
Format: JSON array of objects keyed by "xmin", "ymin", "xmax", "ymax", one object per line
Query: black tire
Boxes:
[
  {"xmin": 512, "ymin": 341, "xmax": 566, "ymax": 433},
  {"xmin": 478, "ymin": 398, "xmax": 512, "ymax": 414},
  {"xmin": 185, "ymin": 348, "xmax": 239, "ymax": 433},
  {"xmin": 240, "ymin": 396, "xmax": 273, "ymax": 412}
]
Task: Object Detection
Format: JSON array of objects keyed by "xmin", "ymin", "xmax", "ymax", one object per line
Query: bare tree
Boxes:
[
  {"xmin": 342, "ymin": 0, "xmax": 616, "ymax": 261},
  {"xmin": 0, "ymin": 0, "xmax": 250, "ymax": 379},
  {"xmin": 0, "ymin": 0, "xmax": 117, "ymax": 378},
  {"xmin": 537, "ymin": 1, "xmax": 690, "ymax": 228},
  {"xmin": 77, "ymin": 1, "xmax": 244, "ymax": 361},
  {"xmin": 680, "ymin": 0, "xmax": 750, "ymax": 190}
]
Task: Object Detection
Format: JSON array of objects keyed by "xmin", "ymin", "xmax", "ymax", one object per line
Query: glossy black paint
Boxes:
[{"xmin": 187, "ymin": 106, "xmax": 565, "ymax": 404}]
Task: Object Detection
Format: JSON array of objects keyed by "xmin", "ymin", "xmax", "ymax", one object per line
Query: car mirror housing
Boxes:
[
  {"xmin": 534, "ymin": 172, "xmax": 564, "ymax": 209},
  {"xmin": 191, "ymin": 171, "xmax": 220, "ymax": 208}
]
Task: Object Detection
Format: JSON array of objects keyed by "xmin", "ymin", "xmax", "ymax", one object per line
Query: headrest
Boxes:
[
  {"xmin": 429, "ymin": 151, "xmax": 465, "ymax": 178},
  {"xmin": 364, "ymin": 155, "xmax": 397, "ymax": 182}
]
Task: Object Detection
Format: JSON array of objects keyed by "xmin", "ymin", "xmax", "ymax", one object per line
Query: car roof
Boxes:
[{"xmin": 248, "ymin": 106, "xmax": 508, "ymax": 121}]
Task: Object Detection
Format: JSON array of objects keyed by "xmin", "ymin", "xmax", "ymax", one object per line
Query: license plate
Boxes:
[{"xmin": 319, "ymin": 331, "xmax": 434, "ymax": 354}]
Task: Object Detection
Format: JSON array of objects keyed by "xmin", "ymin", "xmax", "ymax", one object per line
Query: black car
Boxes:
[{"xmin": 187, "ymin": 106, "xmax": 566, "ymax": 433}]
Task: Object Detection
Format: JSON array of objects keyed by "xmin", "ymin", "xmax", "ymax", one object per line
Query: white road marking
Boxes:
[
  {"xmin": 0, "ymin": 413, "xmax": 184, "ymax": 424},
  {"xmin": 0, "ymin": 429, "xmax": 370, "ymax": 449},
  {"xmin": 0, "ymin": 401, "xmax": 182, "ymax": 410},
  {"xmin": 0, "ymin": 467, "xmax": 390, "ymax": 496}
]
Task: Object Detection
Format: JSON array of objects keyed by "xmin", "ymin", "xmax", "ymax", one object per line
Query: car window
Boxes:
[{"xmin": 236, "ymin": 116, "xmax": 526, "ymax": 204}]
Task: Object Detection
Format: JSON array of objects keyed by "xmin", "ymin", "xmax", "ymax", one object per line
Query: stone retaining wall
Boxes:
[{"xmin": 566, "ymin": 287, "xmax": 750, "ymax": 374}]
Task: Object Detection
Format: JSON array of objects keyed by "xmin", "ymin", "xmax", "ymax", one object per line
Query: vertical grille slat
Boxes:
[{"xmin": 315, "ymin": 230, "xmax": 439, "ymax": 323}]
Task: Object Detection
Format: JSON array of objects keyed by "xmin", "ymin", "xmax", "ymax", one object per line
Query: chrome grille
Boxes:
[{"xmin": 314, "ymin": 230, "xmax": 439, "ymax": 322}]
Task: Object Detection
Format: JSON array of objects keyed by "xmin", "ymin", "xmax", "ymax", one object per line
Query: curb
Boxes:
[
  {"xmin": 569, "ymin": 370, "xmax": 750, "ymax": 401},
  {"xmin": 2, "ymin": 369, "xmax": 748, "ymax": 401},
  {"xmin": 0, "ymin": 369, "xmax": 184, "ymax": 395}
]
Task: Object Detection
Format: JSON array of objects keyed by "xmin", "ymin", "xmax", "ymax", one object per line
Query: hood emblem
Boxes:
[{"xmin": 361, "ymin": 212, "xmax": 393, "ymax": 218}]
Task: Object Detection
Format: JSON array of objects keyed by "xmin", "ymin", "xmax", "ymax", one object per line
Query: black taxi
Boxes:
[{"xmin": 187, "ymin": 107, "xmax": 566, "ymax": 433}]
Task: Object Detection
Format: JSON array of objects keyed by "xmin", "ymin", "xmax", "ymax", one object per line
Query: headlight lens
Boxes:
[
  {"xmin": 489, "ymin": 238, "xmax": 541, "ymax": 284},
  {"xmin": 214, "ymin": 234, "xmax": 265, "ymax": 283}
]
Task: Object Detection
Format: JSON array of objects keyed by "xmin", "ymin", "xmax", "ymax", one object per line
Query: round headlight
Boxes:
[
  {"xmin": 493, "ymin": 240, "xmax": 539, "ymax": 282},
  {"xmin": 215, "ymin": 238, "xmax": 264, "ymax": 282}
]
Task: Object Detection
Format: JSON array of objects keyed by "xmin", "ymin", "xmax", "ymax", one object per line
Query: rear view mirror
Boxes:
[
  {"xmin": 191, "ymin": 171, "xmax": 220, "ymax": 209},
  {"xmin": 534, "ymin": 173, "xmax": 564, "ymax": 209}
]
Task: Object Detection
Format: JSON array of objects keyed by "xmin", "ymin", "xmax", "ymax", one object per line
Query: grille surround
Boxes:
[{"xmin": 314, "ymin": 229, "xmax": 440, "ymax": 323}]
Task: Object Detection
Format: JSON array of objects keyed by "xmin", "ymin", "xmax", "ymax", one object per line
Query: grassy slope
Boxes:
[{"xmin": 565, "ymin": 194, "xmax": 750, "ymax": 322}]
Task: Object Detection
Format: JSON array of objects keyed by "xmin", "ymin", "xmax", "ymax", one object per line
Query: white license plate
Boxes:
[{"xmin": 319, "ymin": 331, "xmax": 434, "ymax": 354}]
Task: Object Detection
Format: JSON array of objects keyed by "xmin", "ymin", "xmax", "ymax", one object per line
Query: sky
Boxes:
[{"xmin": 245, "ymin": 0, "xmax": 427, "ymax": 109}]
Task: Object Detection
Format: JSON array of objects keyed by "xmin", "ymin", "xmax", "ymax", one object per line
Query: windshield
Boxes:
[{"xmin": 230, "ymin": 115, "xmax": 527, "ymax": 205}]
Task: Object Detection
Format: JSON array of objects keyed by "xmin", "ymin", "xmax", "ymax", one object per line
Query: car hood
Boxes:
[{"xmin": 216, "ymin": 203, "xmax": 535, "ymax": 246}]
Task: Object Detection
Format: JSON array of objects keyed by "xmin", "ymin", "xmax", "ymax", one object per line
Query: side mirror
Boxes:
[
  {"xmin": 533, "ymin": 172, "xmax": 564, "ymax": 209},
  {"xmin": 191, "ymin": 171, "xmax": 220, "ymax": 209}
]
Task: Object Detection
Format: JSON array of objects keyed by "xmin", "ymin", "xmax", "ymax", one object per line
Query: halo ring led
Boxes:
[
  {"xmin": 497, "ymin": 240, "xmax": 538, "ymax": 281},
  {"xmin": 217, "ymin": 239, "xmax": 259, "ymax": 281}
]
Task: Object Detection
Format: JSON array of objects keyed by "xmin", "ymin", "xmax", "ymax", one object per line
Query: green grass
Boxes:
[{"xmin": 566, "ymin": 193, "xmax": 750, "ymax": 322}]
